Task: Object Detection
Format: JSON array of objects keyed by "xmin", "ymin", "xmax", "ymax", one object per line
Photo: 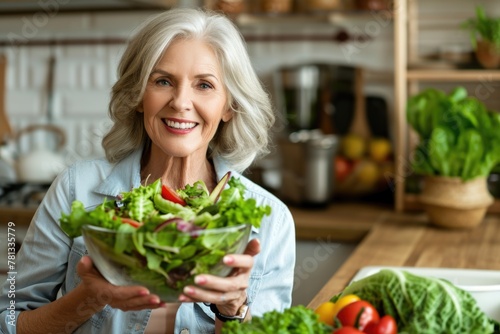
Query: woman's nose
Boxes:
[{"xmin": 169, "ymin": 84, "xmax": 193, "ymax": 111}]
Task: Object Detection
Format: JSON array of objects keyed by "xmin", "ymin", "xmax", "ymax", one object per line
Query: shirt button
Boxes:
[{"xmin": 180, "ymin": 329, "xmax": 189, "ymax": 334}]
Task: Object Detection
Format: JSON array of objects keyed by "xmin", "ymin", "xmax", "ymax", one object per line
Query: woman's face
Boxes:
[{"xmin": 141, "ymin": 38, "xmax": 232, "ymax": 159}]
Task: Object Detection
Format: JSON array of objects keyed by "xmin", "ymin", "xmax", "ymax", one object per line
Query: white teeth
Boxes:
[{"xmin": 165, "ymin": 120, "xmax": 196, "ymax": 129}]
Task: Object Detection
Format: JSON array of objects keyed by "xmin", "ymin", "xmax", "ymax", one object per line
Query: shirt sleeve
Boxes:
[
  {"xmin": 248, "ymin": 201, "xmax": 296, "ymax": 316},
  {"xmin": 0, "ymin": 169, "xmax": 74, "ymax": 333}
]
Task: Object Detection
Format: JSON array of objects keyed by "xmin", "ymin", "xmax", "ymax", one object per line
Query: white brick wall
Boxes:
[
  {"xmin": 0, "ymin": 11, "xmax": 156, "ymax": 163},
  {"xmin": 2, "ymin": 43, "xmax": 125, "ymax": 161}
]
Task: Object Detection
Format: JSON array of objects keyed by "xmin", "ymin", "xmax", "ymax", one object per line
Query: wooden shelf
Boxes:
[
  {"xmin": 403, "ymin": 194, "xmax": 500, "ymax": 214},
  {"xmin": 235, "ymin": 10, "xmax": 393, "ymax": 26},
  {"xmin": 407, "ymin": 69, "xmax": 500, "ymax": 81},
  {"xmin": 393, "ymin": 0, "xmax": 500, "ymax": 212}
]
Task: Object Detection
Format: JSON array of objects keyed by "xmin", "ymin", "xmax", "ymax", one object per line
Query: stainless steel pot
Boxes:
[{"xmin": 278, "ymin": 130, "xmax": 338, "ymax": 206}]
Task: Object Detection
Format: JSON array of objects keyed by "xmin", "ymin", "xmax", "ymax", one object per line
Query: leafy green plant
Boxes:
[
  {"xmin": 461, "ymin": 5, "xmax": 500, "ymax": 48},
  {"xmin": 407, "ymin": 86, "xmax": 500, "ymax": 181}
]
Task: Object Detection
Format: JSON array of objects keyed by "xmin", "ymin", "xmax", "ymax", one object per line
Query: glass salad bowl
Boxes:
[{"xmin": 81, "ymin": 223, "xmax": 252, "ymax": 302}]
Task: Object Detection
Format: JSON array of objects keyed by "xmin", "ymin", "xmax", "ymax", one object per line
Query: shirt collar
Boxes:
[{"xmin": 93, "ymin": 149, "xmax": 143, "ymax": 197}]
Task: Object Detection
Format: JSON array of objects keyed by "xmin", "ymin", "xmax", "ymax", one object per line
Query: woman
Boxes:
[{"xmin": 0, "ymin": 7, "xmax": 295, "ymax": 334}]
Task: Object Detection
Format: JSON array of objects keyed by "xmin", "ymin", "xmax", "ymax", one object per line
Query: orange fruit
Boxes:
[{"xmin": 314, "ymin": 301, "xmax": 336, "ymax": 326}]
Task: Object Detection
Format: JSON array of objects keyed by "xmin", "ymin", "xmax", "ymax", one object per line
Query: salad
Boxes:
[{"xmin": 60, "ymin": 172, "xmax": 271, "ymax": 293}]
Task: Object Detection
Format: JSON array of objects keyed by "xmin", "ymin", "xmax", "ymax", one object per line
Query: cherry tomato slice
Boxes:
[
  {"xmin": 364, "ymin": 315, "xmax": 398, "ymax": 334},
  {"xmin": 336, "ymin": 300, "xmax": 380, "ymax": 331},
  {"xmin": 161, "ymin": 184, "xmax": 186, "ymax": 206}
]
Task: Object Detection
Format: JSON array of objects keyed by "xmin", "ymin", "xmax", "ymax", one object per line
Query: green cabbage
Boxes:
[{"xmin": 333, "ymin": 269, "xmax": 500, "ymax": 334}]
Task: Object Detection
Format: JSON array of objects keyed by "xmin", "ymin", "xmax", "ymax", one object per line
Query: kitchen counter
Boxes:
[
  {"xmin": 289, "ymin": 202, "xmax": 396, "ymax": 242},
  {"xmin": 0, "ymin": 206, "xmax": 37, "ymax": 226},
  {"xmin": 289, "ymin": 202, "xmax": 500, "ymax": 310}
]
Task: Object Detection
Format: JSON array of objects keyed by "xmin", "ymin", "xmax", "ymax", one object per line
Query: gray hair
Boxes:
[{"xmin": 102, "ymin": 8, "xmax": 275, "ymax": 172}]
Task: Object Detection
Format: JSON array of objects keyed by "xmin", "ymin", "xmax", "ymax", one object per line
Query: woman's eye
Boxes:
[
  {"xmin": 199, "ymin": 82, "xmax": 213, "ymax": 90},
  {"xmin": 156, "ymin": 79, "xmax": 171, "ymax": 86}
]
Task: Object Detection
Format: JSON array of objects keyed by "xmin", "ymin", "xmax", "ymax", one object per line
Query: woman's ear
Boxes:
[
  {"xmin": 222, "ymin": 108, "xmax": 233, "ymax": 122},
  {"xmin": 137, "ymin": 104, "xmax": 144, "ymax": 113}
]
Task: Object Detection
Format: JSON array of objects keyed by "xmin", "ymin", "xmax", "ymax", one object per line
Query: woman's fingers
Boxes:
[
  {"xmin": 243, "ymin": 238, "xmax": 261, "ymax": 257},
  {"xmin": 180, "ymin": 284, "xmax": 241, "ymax": 304},
  {"xmin": 181, "ymin": 280, "xmax": 246, "ymax": 315},
  {"xmin": 178, "ymin": 240, "xmax": 261, "ymax": 306},
  {"xmin": 224, "ymin": 238, "xmax": 260, "ymax": 276},
  {"xmin": 90, "ymin": 282, "xmax": 164, "ymax": 311},
  {"xmin": 77, "ymin": 256, "xmax": 163, "ymax": 311},
  {"xmin": 179, "ymin": 273, "xmax": 246, "ymax": 304},
  {"xmin": 76, "ymin": 255, "xmax": 98, "ymax": 276},
  {"xmin": 109, "ymin": 291, "xmax": 164, "ymax": 311}
]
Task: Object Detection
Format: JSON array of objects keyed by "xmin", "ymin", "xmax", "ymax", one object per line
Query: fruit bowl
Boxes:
[{"xmin": 81, "ymin": 223, "xmax": 252, "ymax": 302}]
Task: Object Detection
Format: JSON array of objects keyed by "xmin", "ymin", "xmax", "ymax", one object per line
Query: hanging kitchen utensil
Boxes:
[
  {"xmin": 15, "ymin": 124, "xmax": 67, "ymax": 184},
  {"xmin": 348, "ymin": 67, "xmax": 370, "ymax": 138},
  {"xmin": 0, "ymin": 54, "xmax": 12, "ymax": 144},
  {"xmin": 46, "ymin": 53, "xmax": 56, "ymax": 123},
  {"xmin": 330, "ymin": 92, "xmax": 355, "ymax": 135},
  {"xmin": 0, "ymin": 54, "xmax": 17, "ymax": 184},
  {"xmin": 366, "ymin": 95, "xmax": 390, "ymax": 138}
]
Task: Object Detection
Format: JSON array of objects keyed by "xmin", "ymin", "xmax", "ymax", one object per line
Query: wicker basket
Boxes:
[{"xmin": 419, "ymin": 176, "xmax": 493, "ymax": 229}]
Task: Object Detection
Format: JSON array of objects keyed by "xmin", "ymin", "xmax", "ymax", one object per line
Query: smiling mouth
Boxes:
[{"xmin": 164, "ymin": 120, "xmax": 197, "ymax": 130}]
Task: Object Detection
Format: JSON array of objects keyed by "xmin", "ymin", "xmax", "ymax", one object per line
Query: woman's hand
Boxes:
[
  {"xmin": 76, "ymin": 256, "xmax": 165, "ymax": 312},
  {"xmin": 178, "ymin": 238, "xmax": 261, "ymax": 315}
]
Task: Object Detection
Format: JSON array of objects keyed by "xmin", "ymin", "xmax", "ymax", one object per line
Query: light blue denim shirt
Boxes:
[{"xmin": 0, "ymin": 149, "xmax": 296, "ymax": 334}]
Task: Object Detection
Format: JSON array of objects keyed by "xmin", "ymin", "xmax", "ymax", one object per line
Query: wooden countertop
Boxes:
[
  {"xmin": 289, "ymin": 202, "xmax": 500, "ymax": 310},
  {"xmin": 289, "ymin": 202, "xmax": 393, "ymax": 242}
]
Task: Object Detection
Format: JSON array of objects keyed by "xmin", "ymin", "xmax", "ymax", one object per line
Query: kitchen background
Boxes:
[{"xmin": 1, "ymin": 0, "xmax": 500, "ymax": 305}]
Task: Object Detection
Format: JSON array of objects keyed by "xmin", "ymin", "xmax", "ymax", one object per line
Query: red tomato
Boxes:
[
  {"xmin": 120, "ymin": 217, "xmax": 143, "ymax": 228},
  {"xmin": 336, "ymin": 300, "xmax": 380, "ymax": 331},
  {"xmin": 335, "ymin": 156, "xmax": 353, "ymax": 182},
  {"xmin": 364, "ymin": 315, "xmax": 398, "ymax": 334},
  {"xmin": 333, "ymin": 327, "xmax": 364, "ymax": 334},
  {"xmin": 161, "ymin": 184, "xmax": 186, "ymax": 206}
]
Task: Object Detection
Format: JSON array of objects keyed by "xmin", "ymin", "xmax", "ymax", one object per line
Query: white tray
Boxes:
[{"xmin": 351, "ymin": 266, "xmax": 500, "ymax": 321}]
